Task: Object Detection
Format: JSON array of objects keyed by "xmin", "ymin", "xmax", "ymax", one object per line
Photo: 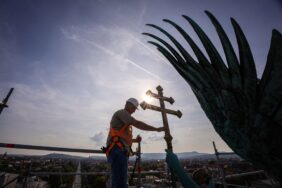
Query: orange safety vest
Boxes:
[{"xmin": 106, "ymin": 124, "xmax": 133, "ymax": 157}]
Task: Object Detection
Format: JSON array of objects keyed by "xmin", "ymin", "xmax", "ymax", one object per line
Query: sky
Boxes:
[{"xmin": 0, "ymin": 0, "xmax": 282, "ymax": 156}]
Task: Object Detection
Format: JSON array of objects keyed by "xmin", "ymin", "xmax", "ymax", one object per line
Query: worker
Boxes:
[{"xmin": 105, "ymin": 97, "xmax": 165, "ymax": 188}]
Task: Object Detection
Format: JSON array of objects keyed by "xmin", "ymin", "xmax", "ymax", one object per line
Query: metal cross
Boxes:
[{"xmin": 140, "ymin": 85, "xmax": 182, "ymax": 152}]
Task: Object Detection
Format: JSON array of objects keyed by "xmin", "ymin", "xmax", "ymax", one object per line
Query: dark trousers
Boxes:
[{"xmin": 107, "ymin": 145, "xmax": 128, "ymax": 188}]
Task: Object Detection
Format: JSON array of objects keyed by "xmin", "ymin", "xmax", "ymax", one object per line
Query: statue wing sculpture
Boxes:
[{"xmin": 143, "ymin": 11, "xmax": 282, "ymax": 182}]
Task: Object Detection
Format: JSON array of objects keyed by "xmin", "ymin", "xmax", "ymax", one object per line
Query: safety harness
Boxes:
[{"xmin": 105, "ymin": 124, "xmax": 132, "ymax": 157}]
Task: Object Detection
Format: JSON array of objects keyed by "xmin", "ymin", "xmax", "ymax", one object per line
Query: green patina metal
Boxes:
[{"xmin": 144, "ymin": 11, "xmax": 282, "ymax": 184}]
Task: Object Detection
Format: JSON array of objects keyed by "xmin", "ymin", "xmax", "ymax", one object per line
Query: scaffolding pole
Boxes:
[{"xmin": 0, "ymin": 143, "xmax": 103, "ymax": 154}]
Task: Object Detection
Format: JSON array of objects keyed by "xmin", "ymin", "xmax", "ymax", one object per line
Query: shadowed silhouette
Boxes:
[{"xmin": 143, "ymin": 11, "xmax": 282, "ymax": 183}]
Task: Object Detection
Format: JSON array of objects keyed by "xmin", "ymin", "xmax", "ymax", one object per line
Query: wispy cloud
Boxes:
[
  {"xmin": 140, "ymin": 133, "xmax": 163, "ymax": 144},
  {"xmin": 90, "ymin": 131, "xmax": 106, "ymax": 145},
  {"xmin": 111, "ymin": 24, "xmax": 170, "ymax": 65},
  {"xmin": 5, "ymin": 0, "xmax": 277, "ymax": 154},
  {"xmin": 61, "ymin": 26, "xmax": 169, "ymax": 82},
  {"xmin": 147, "ymin": 133, "xmax": 163, "ymax": 142}
]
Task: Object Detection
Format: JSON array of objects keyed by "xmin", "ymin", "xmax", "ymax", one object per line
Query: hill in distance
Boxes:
[{"xmin": 7, "ymin": 151, "xmax": 239, "ymax": 161}]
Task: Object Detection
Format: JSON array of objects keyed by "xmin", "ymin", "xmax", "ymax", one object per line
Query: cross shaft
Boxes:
[{"xmin": 141, "ymin": 85, "xmax": 182, "ymax": 152}]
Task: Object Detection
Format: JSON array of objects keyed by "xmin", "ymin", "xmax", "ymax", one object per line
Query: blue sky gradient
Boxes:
[{"xmin": 0, "ymin": 0, "xmax": 281, "ymax": 156}]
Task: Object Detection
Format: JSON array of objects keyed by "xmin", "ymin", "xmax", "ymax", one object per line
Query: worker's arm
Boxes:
[{"xmin": 132, "ymin": 120, "xmax": 165, "ymax": 132}]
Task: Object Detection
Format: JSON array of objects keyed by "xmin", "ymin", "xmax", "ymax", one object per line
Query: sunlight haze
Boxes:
[{"xmin": 0, "ymin": 0, "xmax": 281, "ymax": 156}]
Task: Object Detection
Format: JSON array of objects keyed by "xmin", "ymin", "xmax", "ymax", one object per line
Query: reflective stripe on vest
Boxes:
[{"xmin": 106, "ymin": 124, "xmax": 133, "ymax": 157}]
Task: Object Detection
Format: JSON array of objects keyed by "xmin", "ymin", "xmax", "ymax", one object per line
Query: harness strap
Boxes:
[{"xmin": 106, "ymin": 125, "xmax": 129, "ymax": 157}]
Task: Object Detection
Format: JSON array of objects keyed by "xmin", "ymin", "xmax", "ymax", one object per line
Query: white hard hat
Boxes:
[{"xmin": 126, "ymin": 98, "xmax": 139, "ymax": 109}]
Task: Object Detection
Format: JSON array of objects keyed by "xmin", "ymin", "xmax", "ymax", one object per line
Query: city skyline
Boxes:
[{"xmin": 1, "ymin": 0, "xmax": 282, "ymax": 156}]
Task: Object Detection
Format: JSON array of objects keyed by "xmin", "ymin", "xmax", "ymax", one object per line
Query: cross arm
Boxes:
[
  {"xmin": 140, "ymin": 101, "xmax": 182, "ymax": 118},
  {"xmin": 146, "ymin": 90, "xmax": 175, "ymax": 104}
]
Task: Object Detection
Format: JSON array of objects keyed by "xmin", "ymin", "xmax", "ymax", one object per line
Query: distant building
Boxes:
[
  {"xmin": 26, "ymin": 176, "xmax": 49, "ymax": 188},
  {"xmin": 26, "ymin": 181, "xmax": 49, "ymax": 188},
  {"xmin": 0, "ymin": 172, "xmax": 18, "ymax": 188}
]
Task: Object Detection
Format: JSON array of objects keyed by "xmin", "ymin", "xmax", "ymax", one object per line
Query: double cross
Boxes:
[{"xmin": 140, "ymin": 85, "xmax": 182, "ymax": 152}]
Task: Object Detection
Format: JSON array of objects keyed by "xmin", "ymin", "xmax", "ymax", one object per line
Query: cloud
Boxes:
[
  {"xmin": 2, "ymin": 0, "xmax": 265, "ymax": 154},
  {"xmin": 146, "ymin": 133, "xmax": 163, "ymax": 143},
  {"xmin": 60, "ymin": 25, "xmax": 169, "ymax": 82},
  {"xmin": 61, "ymin": 28, "xmax": 80, "ymax": 42},
  {"xmin": 90, "ymin": 131, "xmax": 106, "ymax": 145},
  {"xmin": 144, "ymin": 133, "xmax": 178, "ymax": 145}
]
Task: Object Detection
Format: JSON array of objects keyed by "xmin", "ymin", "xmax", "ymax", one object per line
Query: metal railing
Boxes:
[
  {"xmin": 0, "ymin": 142, "xmax": 104, "ymax": 188},
  {"xmin": 0, "ymin": 143, "xmax": 103, "ymax": 154},
  {"xmin": 0, "ymin": 142, "xmax": 154, "ymax": 188}
]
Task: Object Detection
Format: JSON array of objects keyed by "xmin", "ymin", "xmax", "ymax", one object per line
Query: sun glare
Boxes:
[{"xmin": 143, "ymin": 94, "xmax": 153, "ymax": 103}]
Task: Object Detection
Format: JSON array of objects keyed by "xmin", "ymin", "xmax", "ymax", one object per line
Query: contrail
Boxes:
[
  {"xmin": 125, "ymin": 58, "xmax": 164, "ymax": 80},
  {"xmin": 132, "ymin": 36, "xmax": 171, "ymax": 66},
  {"xmin": 62, "ymin": 28, "xmax": 170, "ymax": 82},
  {"xmin": 111, "ymin": 24, "xmax": 171, "ymax": 65},
  {"xmin": 84, "ymin": 38, "xmax": 168, "ymax": 82}
]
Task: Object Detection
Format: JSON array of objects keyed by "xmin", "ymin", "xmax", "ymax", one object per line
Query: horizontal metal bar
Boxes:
[
  {"xmin": 217, "ymin": 152, "xmax": 235, "ymax": 155},
  {"xmin": 0, "ymin": 143, "xmax": 103, "ymax": 154},
  {"xmin": 216, "ymin": 182, "xmax": 250, "ymax": 188},
  {"xmin": 30, "ymin": 171, "xmax": 110, "ymax": 176},
  {"xmin": 30, "ymin": 171, "xmax": 165, "ymax": 176},
  {"xmin": 225, "ymin": 170, "xmax": 265, "ymax": 179}
]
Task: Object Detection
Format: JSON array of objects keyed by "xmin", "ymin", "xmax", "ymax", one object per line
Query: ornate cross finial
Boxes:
[{"xmin": 140, "ymin": 85, "xmax": 182, "ymax": 152}]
